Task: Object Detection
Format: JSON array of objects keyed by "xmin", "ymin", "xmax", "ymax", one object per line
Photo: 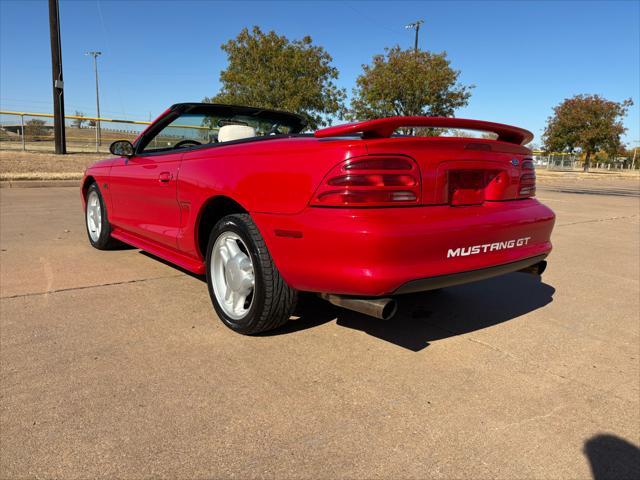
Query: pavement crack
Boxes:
[
  {"xmin": 492, "ymin": 405, "xmax": 567, "ymax": 431},
  {"xmin": 558, "ymin": 214, "xmax": 639, "ymax": 227},
  {"xmin": 431, "ymin": 325, "xmax": 635, "ymax": 404},
  {"xmin": 0, "ymin": 274, "xmax": 185, "ymax": 300}
]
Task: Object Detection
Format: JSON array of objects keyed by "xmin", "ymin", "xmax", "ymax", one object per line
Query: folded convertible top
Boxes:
[{"xmin": 314, "ymin": 116, "xmax": 533, "ymax": 145}]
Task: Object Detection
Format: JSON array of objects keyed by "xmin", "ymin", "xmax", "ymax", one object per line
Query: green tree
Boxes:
[
  {"xmin": 205, "ymin": 26, "xmax": 346, "ymax": 129},
  {"xmin": 24, "ymin": 119, "xmax": 47, "ymax": 140},
  {"xmin": 543, "ymin": 94, "xmax": 633, "ymax": 172},
  {"xmin": 349, "ymin": 46, "xmax": 473, "ymax": 124}
]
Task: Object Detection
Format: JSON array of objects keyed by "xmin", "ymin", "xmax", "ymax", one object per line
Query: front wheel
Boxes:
[
  {"xmin": 85, "ymin": 183, "xmax": 118, "ymax": 250},
  {"xmin": 205, "ymin": 214, "xmax": 297, "ymax": 334}
]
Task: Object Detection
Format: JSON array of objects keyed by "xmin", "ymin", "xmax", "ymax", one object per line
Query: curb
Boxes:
[{"xmin": 0, "ymin": 179, "xmax": 80, "ymax": 188}]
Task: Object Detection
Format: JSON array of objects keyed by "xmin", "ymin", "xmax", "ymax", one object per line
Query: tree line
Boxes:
[
  {"xmin": 204, "ymin": 27, "xmax": 472, "ymax": 130},
  {"xmin": 202, "ymin": 27, "xmax": 635, "ymax": 171}
]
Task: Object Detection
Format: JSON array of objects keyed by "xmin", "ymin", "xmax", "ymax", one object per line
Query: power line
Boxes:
[
  {"xmin": 0, "ymin": 97, "xmax": 153, "ymax": 120},
  {"xmin": 96, "ymin": 0, "xmax": 127, "ymax": 118},
  {"xmin": 344, "ymin": 3, "xmax": 402, "ymax": 34}
]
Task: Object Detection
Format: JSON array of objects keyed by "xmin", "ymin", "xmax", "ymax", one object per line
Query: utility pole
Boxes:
[
  {"xmin": 405, "ymin": 20, "xmax": 424, "ymax": 52},
  {"xmin": 48, "ymin": 0, "xmax": 66, "ymax": 154},
  {"xmin": 85, "ymin": 51, "xmax": 102, "ymax": 150}
]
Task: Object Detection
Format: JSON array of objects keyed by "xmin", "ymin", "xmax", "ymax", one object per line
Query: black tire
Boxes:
[
  {"xmin": 85, "ymin": 182, "xmax": 119, "ymax": 250},
  {"xmin": 205, "ymin": 213, "xmax": 297, "ymax": 334}
]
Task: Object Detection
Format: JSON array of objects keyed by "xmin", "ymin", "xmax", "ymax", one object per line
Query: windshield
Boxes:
[{"xmin": 137, "ymin": 104, "xmax": 306, "ymax": 154}]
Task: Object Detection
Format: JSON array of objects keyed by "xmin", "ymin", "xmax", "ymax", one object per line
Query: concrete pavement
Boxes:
[{"xmin": 1, "ymin": 183, "xmax": 638, "ymax": 479}]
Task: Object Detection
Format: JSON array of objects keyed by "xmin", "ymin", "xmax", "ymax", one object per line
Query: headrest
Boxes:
[{"xmin": 218, "ymin": 125, "xmax": 256, "ymax": 143}]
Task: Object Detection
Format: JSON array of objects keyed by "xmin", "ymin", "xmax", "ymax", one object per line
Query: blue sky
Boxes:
[{"xmin": 1, "ymin": 0, "xmax": 638, "ymax": 145}]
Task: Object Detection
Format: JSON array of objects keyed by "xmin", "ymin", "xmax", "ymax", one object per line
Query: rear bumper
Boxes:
[
  {"xmin": 393, "ymin": 254, "xmax": 547, "ymax": 294},
  {"xmin": 253, "ymin": 199, "xmax": 555, "ymax": 296}
]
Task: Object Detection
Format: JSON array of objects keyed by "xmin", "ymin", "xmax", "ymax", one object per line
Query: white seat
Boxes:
[{"xmin": 218, "ymin": 125, "xmax": 256, "ymax": 143}]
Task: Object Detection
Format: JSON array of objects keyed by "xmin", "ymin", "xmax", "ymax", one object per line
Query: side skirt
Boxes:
[{"xmin": 111, "ymin": 228, "xmax": 206, "ymax": 275}]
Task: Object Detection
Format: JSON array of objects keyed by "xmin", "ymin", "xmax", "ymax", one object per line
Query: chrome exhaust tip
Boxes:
[
  {"xmin": 519, "ymin": 260, "xmax": 547, "ymax": 276},
  {"xmin": 319, "ymin": 294, "xmax": 398, "ymax": 320}
]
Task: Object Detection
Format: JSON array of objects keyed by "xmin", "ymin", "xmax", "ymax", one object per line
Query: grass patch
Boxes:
[
  {"xmin": 0, "ymin": 172, "xmax": 83, "ymax": 180},
  {"xmin": 0, "ymin": 150, "xmax": 109, "ymax": 179}
]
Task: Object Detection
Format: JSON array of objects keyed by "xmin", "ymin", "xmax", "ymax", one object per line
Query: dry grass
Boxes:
[
  {"xmin": 1, "ymin": 148, "xmax": 638, "ymax": 183},
  {"xmin": 0, "ymin": 150, "xmax": 111, "ymax": 180},
  {"xmin": 536, "ymin": 169, "xmax": 639, "ymax": 179}
]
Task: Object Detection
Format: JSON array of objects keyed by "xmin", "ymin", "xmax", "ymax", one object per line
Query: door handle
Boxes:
[{"xmin": 158, "ymin": 172, "xmax": 172, "ymax": 183}]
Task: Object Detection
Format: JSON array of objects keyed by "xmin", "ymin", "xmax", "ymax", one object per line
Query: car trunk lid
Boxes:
[
  {"xmin": 315, "ymin": 116, "xmax": 535, "ymax": 206},
  {"xmin": 364, "ymin": 136, "xmax": 533, "ymax": 205}
]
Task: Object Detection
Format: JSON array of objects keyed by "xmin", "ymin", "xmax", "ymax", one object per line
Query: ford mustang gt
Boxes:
[{"xmin": 81, "ymin": 103, "xmax": 555, "ymax": 334}]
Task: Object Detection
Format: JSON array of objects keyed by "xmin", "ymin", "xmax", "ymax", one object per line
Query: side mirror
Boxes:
[{"xmin": 109, "ymin": 140, "xmax": 134, "ymax": 157}]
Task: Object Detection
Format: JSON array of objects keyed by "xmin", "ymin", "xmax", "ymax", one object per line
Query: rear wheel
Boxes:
[
  {"xmin": 85, "ymin": 183, "xmax": 118, "ymax": 250},
  {"xmin": 206, "ymin": 214, "xmax": 297, "ymax": 334}
]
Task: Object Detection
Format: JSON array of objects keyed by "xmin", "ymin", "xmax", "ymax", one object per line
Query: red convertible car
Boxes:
[{"xmin": 82, "ymin": 103, "xmax": 555, "ymax": 334}]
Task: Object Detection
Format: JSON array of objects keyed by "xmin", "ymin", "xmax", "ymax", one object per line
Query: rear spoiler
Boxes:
[{"xmin": 314, "ymin": 116, "xmax": 533, "ymax": 145}]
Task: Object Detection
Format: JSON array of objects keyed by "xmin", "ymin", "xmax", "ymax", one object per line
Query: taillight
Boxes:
[
  {"xmin": 328, "ymin": 174, "xmax": 416, "ymax": 187},
  {"xmin": 311, "ymin": 155, "xmax": 421, "ymax": 207},
  {"xmin": 448, "ymin": 170, "xmax": 491, "ymax": 206},
  {"xmin": 519, "ymin": 159, "xmax": 536, "ymax": 197}
]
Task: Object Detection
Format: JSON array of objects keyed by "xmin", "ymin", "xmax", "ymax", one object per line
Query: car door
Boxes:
[
  {"xmin": 108, "ymin": 149, "xmax": 183, "ymax": 249},
  {"xmin": 107, "ymin": 108, "xmax": 222, "ymax": 250}
]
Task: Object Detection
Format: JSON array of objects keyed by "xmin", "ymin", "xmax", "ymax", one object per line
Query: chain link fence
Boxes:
[
  {"xmin": 1, "ymin": 110, "xmax": 637, "ymax": 171},
  {"xmin": 533, "ymin": 153, "xmax": 578, "ymax": 170},
  {"xmin": 0, "ymin": 110, "xmax": 149, "ymax": 154},
  {"xmin": 532, "ymin": 152, "xmax": 637, "ymax": 171},
  {"xmin": 0, "ymin": 110, "xmax": 224, "ymax": 154}
]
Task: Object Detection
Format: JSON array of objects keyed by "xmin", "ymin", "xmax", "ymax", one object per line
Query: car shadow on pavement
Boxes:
[
  {"xmin": 274, "ymin": 272, "xmax": 555, "ymax": 352},
  {"xmin": 137, "ymin": 249, "xmax": 555, "ymax": 351},
  {"xmin": 584, "ymin": 434, "xmax": 640, "ymax": 480}
]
